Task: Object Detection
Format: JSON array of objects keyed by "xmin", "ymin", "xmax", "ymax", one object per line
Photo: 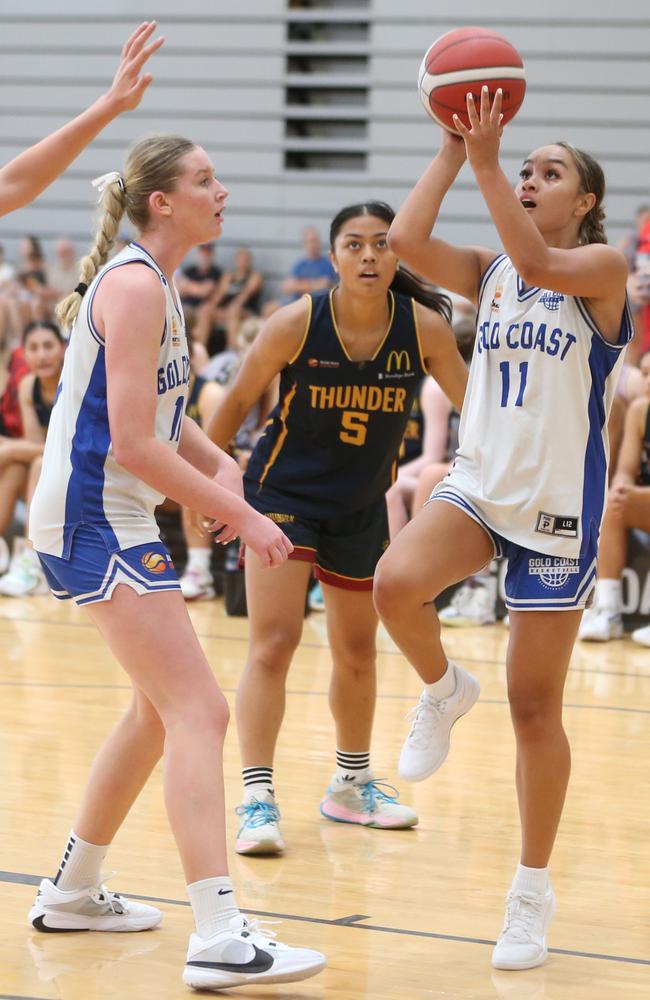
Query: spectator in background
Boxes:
[
  {"xmin": 618, "ymin": 203, "xmax": 650, "ymax": 272},
  {"xmin": 0, "ymin": 244, "xmax": 15, "ymax": 289},
  {"xmin": 195, "ymin": 246, "xmax": 263, "ymax": 349},
  {"xmin": 280, "ymin": 226, "xmax": 337, "ymax": 304},
  {"xmin": 47, "ymin": 237, "xmax": 78, "ymax": 301},
  {"xmin": 622, "ymin": 207, "xmax": 650, "ymax": 365},
  {"xmin": 0, "ymin": 320, "xmax": 66, "ymax": 596},
  {"xmin": 175, "ymin": 242, "xmax": 222, "ymax": 342}
]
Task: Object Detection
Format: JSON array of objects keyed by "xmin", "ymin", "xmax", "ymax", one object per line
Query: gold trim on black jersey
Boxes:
[
  {"xmin": 258, "ymin": 382, "xmax": 298, "ymax": 488},
  {"xmin": 328, "ymin": 288, "xmax": 396, "ymax": 362}
]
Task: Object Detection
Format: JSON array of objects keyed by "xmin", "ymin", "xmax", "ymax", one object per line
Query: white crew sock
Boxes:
[
  {"xmin": 186, "ymin": 547, "xmax": 211, "ymax": 574},
  {"xmin": 335, "ymin": 749, "xmax": 371, "ymax": 784},
  {"xmin": 512, "ymin": 863, "xmax": 550, "ymax": 895},
  {"xmin": 54, "ymin": 831, "xmax": 109, "ymax": 891},
  {"xmin": 187, "ymin": 876, "xmax": 240, "ymax": 939},
  {"xmin": 594, "ymin": 578, "xmax": 622, "ymax": 613},
  {"xmin": 424, "ymin": 660, "xmax": 456, "ymax": 700}
]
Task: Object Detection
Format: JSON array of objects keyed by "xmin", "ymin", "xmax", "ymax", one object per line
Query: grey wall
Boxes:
[{"xmin": 0, "ymin": 0, "xmax": 648, "ymax": 294}]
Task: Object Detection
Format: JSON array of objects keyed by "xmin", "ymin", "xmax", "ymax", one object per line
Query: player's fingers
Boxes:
[
  {"xmin": 129, "ymin": 35, "xmax": 165, "ymax": 74},
  {"xmin": 490, "ymin": 88, "xmax": 503, "ymax": 125},
  {"xmin": 480, "ymin": 84, "xmax": 491, "ymax": 123},
  {"xmin": 452, "ymin": 114, "xmax": 469, "ymax": 137},
  {"xmin": 121, "ymin": 21, "xmax": 155, "ymax": 60},
  {"xmin": 465, "ymin": 92, "xmax": 479, "ymax": 129},
  {"xmin": 282, "ymin": 535, "xmax": 294, "ymax": 556}
]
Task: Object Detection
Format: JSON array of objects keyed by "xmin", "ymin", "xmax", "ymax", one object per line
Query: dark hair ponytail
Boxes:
[{"xmin": 329, "ymin": 200, "xmax": 452, "ymax": 323}]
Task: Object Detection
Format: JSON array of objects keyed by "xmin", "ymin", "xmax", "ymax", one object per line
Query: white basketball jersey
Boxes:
[
  {"xmin": 30, "ymin": 242, "xmax": 189, "ymax": 558},
  {"xmin": 445, "ymin": 254, "xmax": 633, "ymax": 558}
]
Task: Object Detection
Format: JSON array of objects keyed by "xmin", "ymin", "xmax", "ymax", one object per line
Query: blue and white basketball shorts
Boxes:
[
  {"xmin": 36, "ymin": 523, "xmax": 180, "ymax": 607},
  {"xmin": 429, "ymin": 486, "xmax": 597, "ymax": 612}
]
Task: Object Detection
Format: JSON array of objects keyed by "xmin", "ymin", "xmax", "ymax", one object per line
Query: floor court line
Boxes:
[
  {"xmin": 0, "ymin": 679, "xmax": 647, "ymax": 717},
  {"xmin": 3, "ymin": 871, "xmax": 649, "ymax": 968}
]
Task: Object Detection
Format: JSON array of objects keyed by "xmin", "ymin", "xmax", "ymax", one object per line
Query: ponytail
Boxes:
[{"xmin": 56, "ymin": 176, "xmax": 127, "ymax": 330}]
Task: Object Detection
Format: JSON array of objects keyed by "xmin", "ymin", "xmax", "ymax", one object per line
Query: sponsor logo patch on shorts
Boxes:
[
  {"xmin": 535, "ymin": 511, "xmax": 578, "ymax": 538},
  {"xmin": 141, "ymin": 551, "xmax": 174, "ymax": 575}
]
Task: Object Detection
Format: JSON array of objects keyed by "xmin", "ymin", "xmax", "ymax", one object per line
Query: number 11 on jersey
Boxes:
[{"xmin": 499, "ymin": 360, "xmax": 528, "ymax": 408}]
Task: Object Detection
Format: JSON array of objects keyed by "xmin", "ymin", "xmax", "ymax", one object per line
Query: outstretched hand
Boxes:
[
  {"xmin": 105, "ymin": 21, "xmax": 165, "ymax": 112},
  {"xmin": 452, "ymin": 85, "xmax": 504, "ymax": 171}
]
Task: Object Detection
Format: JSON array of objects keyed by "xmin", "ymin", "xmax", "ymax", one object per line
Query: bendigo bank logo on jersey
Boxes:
[
  {"xmin": 490, "ymin": 284, "xmax": 503, "ymax": 313},
  {"xmin": 141, "ymin": 551, "xmax": 174, "ymax": 575}
]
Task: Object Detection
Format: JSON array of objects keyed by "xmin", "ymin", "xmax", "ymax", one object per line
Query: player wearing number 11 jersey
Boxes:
[{"xmin": 375, "ymin": 87, "xmax": 631, "ymax": 974}]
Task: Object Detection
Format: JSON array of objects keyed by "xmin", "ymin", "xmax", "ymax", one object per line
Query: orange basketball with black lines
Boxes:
[
  {"xmin": 418, "ymin": 27, "xmax": 526, "ymax": 134},
  {"xmin": 141, "ymin": 551, "xmax": 168, "ymax": 575}
]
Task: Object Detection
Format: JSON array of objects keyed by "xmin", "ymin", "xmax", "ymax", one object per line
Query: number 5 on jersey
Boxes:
[{"xmin": 340, "ymin": 410, "xmax": 368, "ymax": 446}]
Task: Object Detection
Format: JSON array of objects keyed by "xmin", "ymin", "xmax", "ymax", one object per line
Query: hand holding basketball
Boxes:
[{"xmin": 452, "ymin": 86, "xmax": 504, "ymax": 170}]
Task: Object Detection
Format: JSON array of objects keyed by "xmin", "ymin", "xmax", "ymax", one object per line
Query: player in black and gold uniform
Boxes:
[{"xmin": 209, "ymin": 202, "xmax": 467, "ymax": 853}]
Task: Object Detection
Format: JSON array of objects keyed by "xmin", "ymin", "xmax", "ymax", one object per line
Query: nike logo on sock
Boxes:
[
  {"xmin": 188, "ymin": 945, "xmax": 274, "ymax": 974},
  {"xmin": 217, "ymin": 888, "xmax": 233, "ymax": 896}
]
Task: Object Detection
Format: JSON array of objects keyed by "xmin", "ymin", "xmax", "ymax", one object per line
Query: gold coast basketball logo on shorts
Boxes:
[{"xmin": 141, "ymin": 551, "xmax": 173, "ymax": 575}]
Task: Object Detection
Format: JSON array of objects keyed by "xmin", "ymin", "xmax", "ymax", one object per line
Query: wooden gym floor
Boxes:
[{"xmin": 0, "ymin": 594, "xmax": 649, "ymax": 999}]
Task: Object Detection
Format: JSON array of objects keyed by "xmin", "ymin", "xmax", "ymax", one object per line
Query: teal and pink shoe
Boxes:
[
  {"xmin": 235, "ymin": 794, "xmax": 285, "ymax": 855},
  {"xmin": 320, "ymin": 776, "xmax": 418, "ymax": 829}
]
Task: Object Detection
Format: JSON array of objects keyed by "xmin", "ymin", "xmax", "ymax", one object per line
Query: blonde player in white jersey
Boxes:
[
  {"xmin": 374, "ymin": 87, "xmax": 631, "ymax": 971},
  {"xmin": 27, "ymin": 136, "xmax": 325, "ymax": 992}
]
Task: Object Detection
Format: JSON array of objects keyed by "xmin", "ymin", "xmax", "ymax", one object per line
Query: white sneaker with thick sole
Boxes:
[
  {"xmin": 28, "ymin": 877, "xmax": 162, "ymax": 932},
  {"xmin": 182, "ymin": 914, "xmax": 326, "ymax": 990},
  {"xmin": 631, "ymin": 622, "xmax": 650, "ymax": 646},
  {"xmin": 439, "ymin": 582, "xmax": 496, "ymax": 627},
  {"xmin": 492, "ymin": 885, "xmax": 556, "ymax": 970},
  {"xmin": 180, "ymin": 567, "xmax": 216, "ymax": 601},
  {"xmin": 578, "ymin": 606, "xmax": 623, "ymax": 642},
  {"xmin": 320, "ymin": 775, "xmax": 418, "ymax": 829},
  {"xmin": 235, "ymin": 794, "xmax": 285, "ymax": 855},
  {"xmin": 399, "ymin": 663, "xmax": 480, "ymax": 781},
  {"xmin": 0, "ymin": 547, "xmax": 49, "ymax": 596}
]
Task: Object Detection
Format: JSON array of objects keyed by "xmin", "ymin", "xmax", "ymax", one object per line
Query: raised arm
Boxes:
[
  {"xmin": 206, "ymin": 297, "xmax": 310, "ymax": 449},
  {"xmin": 456, "ymin": 88, "xmax": 628, "ymax": 314},
  {"xmin": 387, "ymin": 129, "xmax": 495, "ymax": 304},
  {"xmin": 0, "ymin": 22, "xmax": 163, "ymax": 218}
]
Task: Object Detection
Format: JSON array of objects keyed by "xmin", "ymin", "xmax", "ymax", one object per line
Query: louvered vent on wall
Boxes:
[{"xmin": 284, "ymin": 0, "xmax": 370, "ymax": 171}]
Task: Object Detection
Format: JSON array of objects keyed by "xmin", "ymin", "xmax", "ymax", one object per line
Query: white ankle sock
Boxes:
[
  {"xmin": 425, "ymin": 661, "xmax": 456, "ymax": 700},
  {"xmin": 335, "ymin": 749, "xmax": 371, "ymax": 783},
  {"xmin": 186, "ymin": 547, "xmax": 211, "ymax": 574},
  {"xmin": 512, "ymin": 863, "xmax": 549, "ymax": 895},
  {"xmin": 54, "ymin": 831, "xmax": 109, "ymax": 891},
  {"xmin": 595, "ymin": 578, "xmax": 622, "ymax": 613},
  {"xmin": 187, "ymin": 876, "xmax": 240, "ymax": 939}
]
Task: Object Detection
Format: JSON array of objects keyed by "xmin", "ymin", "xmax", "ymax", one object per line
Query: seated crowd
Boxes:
[{"xmin": 1, "ymin": 218, "xmax": 650, "ymax": 648}]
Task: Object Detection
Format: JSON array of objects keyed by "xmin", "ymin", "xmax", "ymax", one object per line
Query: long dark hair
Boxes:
[
  {"xmin": 22, "ymin": 319, "xmax": 65, "ymax": 345},
  {"xmin": 329, "ymin": 201, "xmax": 452, "ymax": 323},
  {"xmin": 555, "ymin": 142, "xmax": 607, "ymax": 246}
]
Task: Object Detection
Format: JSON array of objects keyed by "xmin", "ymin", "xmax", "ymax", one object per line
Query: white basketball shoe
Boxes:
[
  {"xmin": 492, "ymin": 885, "xmax": 556, "ymax": 970},
  {"xmin": 399, "ymin": 663, "xmax": 480, "ymax": 781},
  {"xmin": 182, "ymin": 914, "xmax": 326, "ymax": 990},
  {"xmin": 29, "ymin": 877, "xmax": 162, "ymax": 932}
]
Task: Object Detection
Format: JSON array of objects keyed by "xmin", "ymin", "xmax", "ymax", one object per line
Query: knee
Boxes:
[
  {"xmin": 332, "ymin": 639, "xmax": 376, "ymax": 676},
  {"xmin": 507, "ymin": 687, "xmax": 562, "ymax": 738},
  {"xmin": 167, "ymin": 688, "xmax": 230, "ymax": 743},
  {"xmin": 373, "ymin": 553, "xmax": 419, "ymax": 622},
  {"xmin": 250, "ymin": 627, "xmax": 302, "ymax": 675}
]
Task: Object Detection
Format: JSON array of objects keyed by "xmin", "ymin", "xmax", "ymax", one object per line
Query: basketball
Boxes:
[{"xmin": 418, "ymin": 27, "xmax": 526, "ymax": 134}]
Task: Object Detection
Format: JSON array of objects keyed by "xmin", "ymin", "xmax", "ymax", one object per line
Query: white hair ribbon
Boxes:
[{"xmin": 91, "ymin": 171, "xmax": 125, "ymax": 201}]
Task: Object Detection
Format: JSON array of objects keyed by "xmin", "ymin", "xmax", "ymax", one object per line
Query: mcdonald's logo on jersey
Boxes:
[{"xmin": 386, "ymin": 350, "xmax": 412, "ymax": 373}]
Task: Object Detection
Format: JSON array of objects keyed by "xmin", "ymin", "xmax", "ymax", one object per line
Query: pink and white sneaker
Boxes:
[{"xmin": 320, "ymin": 776, "xmax": 417, "ymax": 829}]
